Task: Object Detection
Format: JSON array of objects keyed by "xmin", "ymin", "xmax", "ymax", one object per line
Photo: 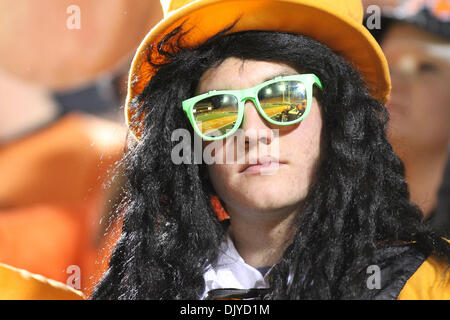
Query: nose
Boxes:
[{"xmin": 240, "ymin": 98, "xmax": 273, "ymax": 144}]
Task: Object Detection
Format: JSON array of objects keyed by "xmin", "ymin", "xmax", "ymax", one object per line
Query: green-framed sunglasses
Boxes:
[{"xmin": 182, "ymin": 73, "xmax": 323, "ymax": 141}]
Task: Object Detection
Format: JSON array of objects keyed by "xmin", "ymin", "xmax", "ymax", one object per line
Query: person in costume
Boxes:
[{"xmin": 92, "ymin": 0, "xmax": 450, "ymax": 300}]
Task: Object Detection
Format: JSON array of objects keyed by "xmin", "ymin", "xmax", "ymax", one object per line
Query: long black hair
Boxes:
[{"xmin": 92, "ymin": 22, "xmax": 450, "ymax": 299}]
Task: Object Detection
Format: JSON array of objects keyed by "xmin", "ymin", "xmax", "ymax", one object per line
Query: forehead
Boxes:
[
  {"xmin": 382, "ymin": 23, "xmax": 449, "ymax": 53},
  {"xmin": 196, "ymin": 57, "xmax": 299, "ymax": 95}
]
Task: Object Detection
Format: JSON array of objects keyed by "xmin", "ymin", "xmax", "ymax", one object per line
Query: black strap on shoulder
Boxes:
[{"xmin": 359, "ymin": 243, "xmax": 428, "ymax": 300}]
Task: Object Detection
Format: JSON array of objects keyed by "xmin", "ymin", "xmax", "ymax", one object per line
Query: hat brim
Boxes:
[{"xmin": 126, "ymin": 0, "xmax": 391, "ymax": 139}]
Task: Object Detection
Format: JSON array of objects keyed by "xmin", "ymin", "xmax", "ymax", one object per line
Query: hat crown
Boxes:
[{"xmin": 160, "ymin": 0, "xmax": 363, "ymax": 23}]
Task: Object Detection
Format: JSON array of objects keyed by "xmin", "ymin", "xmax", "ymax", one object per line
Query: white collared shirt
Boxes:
[{"xmin": 201, "ymin": 233, "xmax": 271, "ymax": 299}]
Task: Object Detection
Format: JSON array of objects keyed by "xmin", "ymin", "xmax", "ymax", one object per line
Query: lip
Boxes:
[{"xmin": 239, "ymin": 156, "xmax": 285, "ymax": 174}]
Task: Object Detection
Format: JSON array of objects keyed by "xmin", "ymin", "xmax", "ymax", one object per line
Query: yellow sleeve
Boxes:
[
  {"xmin": 398, "ymin": 255, "xmax": 450, "ymax": 300},
  {"xmin": 0, "ymin": 263, "xmax": 84, "ymax": 300}
]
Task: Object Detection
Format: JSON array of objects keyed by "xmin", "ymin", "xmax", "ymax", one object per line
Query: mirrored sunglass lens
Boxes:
[
  {"xmin": 192, "ymin": 94, "xmax": 239, "ymax": 138},
  {"xmin": 257, "ymin": 81, "xmax": 307, "ymax": 123}
]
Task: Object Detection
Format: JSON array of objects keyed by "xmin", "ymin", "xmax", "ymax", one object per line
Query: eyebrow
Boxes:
[
  {"xmin": 261, "ymin": 70, "xmax": 298, "ymax": 83},
  {"xmin": 199, "ymin": 70, "xmax": 299, "ymax": 95}
]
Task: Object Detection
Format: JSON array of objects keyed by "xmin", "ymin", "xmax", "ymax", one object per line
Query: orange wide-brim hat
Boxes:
[{"xmin": 125, "ymin": 0, "xmax": 391, "ymax": 140}]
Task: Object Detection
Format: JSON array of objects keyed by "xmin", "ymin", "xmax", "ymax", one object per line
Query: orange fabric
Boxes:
[
  {"xmin": 434, "ymin": 0, "xmax": 450, "ymax": 19},
  {"xmin": 125, "ymin": 0, "xmax": 391, "ymax": 139},
  {"xmin": 435, "ymin": 0, "xmax": 450, "ymax": 12},
  {"xmin": 0, "ymin": 263, "xmax": 83, "ymax": 300},
  {"xmin": 211, "ymin": 194, "xmax": 229, "ymax": 221},
  {"xmin": 0, "ymin": 113, "xmax": 125, "ymax": 297},
  {"xmin": 398, "ymin": 255, "xmax": 450, "ymax": 300}
]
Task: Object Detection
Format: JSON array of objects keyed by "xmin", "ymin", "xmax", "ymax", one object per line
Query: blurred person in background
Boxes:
[
  {"xmin": 365, "ymin": 0, "xmax": 450, "ymax": 238},
  {"xmin": 0, "ymin": 0, "xmax": 162, "ymax": 298}
]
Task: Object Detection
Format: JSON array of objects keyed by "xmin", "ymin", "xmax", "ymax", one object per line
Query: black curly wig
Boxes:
[{"xmin": 91, "ymin": 22, "xmax": 450, "ymax": 300}]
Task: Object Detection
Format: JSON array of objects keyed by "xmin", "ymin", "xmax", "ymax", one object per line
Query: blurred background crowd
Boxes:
[{"xmin": 0, "ymin": 0, "xmax": 448, "ymax": 298}]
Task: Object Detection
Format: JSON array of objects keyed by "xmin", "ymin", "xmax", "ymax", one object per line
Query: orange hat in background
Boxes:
[
  {"xmin": 0, "ymin": 263, "xmax": 84, "ymax": 300},
  {"xmin": 125, "ymin": 0, "xmax": 392, "ymax": 140}
]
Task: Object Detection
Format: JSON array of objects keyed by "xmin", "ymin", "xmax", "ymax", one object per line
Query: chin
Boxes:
[{"xmin": 237, "ymin": 190, "xmax": 304, "ymax": 213}]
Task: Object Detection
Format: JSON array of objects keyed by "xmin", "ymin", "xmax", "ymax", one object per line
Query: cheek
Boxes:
[
  {"xmin": 423, "ymin": 80, "xmax": 450, "ymax": 120},
  {"xmin": 413, "ymin": 79, "xmax": 449, "ymax": 113},
  {"xmin": 399, "ymin": 81, "xmax": 450, "ymax": 141},
  {"xmin": 282, "ymin": 103, "xmax": 323, "ymax": 183},
  {"xmin": 293, "ymin": 118, "xmax": 322, "ymax": 145},
  {"xmin": 206, "ymin": 163, "xmax": 238, "ymax": 204},
  {"xmin": 285, "ymin": 102, "xmax": 323, "ymax": 157}
]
